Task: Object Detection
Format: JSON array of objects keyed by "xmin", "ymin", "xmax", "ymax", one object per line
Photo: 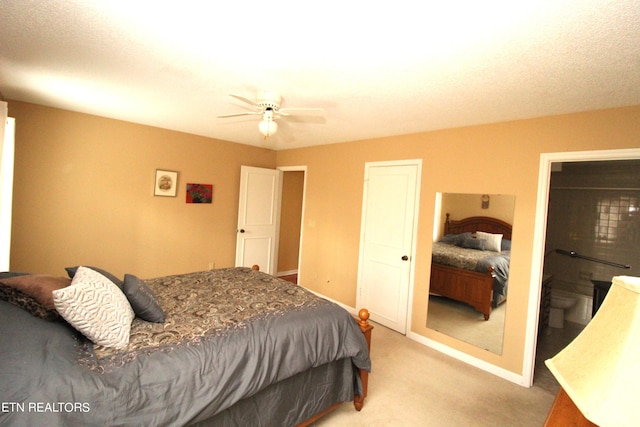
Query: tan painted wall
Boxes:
[
  {"xmin": 8, "ymin": 101, "xmax": 276, "ymax": 278},
  {"xmin": 433, "ymin": 193, "xmax": 515, "ymax": 240},
  {"xmin": 7, "ymin": 100, "xmax": 640, "ymax": 376},
  {"xmin": 276, "ymin": 105, "xmax": 640, "ymax": 374},
  {"xmin": 441, "ymin": 193, "xmax": 516, "ymax": 225}
]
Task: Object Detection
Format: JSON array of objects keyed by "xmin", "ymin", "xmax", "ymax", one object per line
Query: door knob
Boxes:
[
  {"xmin": 239, "ymin": 229, "xmax": 245, "ymax": 233},
  {"xmin": 401, "ymin": 255, "xmax": 409, "ymax": 261}
]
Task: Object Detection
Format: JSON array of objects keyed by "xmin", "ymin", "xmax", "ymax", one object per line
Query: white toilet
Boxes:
[{"xmin": 549, "ymin": 291, "xmax": 578, "ymax": 328}]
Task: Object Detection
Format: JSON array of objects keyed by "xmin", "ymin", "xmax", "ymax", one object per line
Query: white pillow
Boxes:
[
  {"xmin": 53, "ymin": 266, "xmax": 134, "ymax": 349},
  {"xmin": 475, "ymin": 231, "xmax": 503, "ymax": 252}
]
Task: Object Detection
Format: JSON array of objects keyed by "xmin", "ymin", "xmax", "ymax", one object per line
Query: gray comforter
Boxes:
[{"xmin": 0, "ymin": 268, "xmax": 371, "ymax": 426}]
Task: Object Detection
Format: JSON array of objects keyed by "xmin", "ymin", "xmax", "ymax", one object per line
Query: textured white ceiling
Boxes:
[{"xmin": 1, "ymin": 1, "xmax": 639, "ymax": 150}]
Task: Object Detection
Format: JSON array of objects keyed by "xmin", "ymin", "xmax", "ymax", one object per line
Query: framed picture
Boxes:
[
  {"xmin": 154, "ymin": 169, "xmax": 178, "ymax": 197},
  {"xmin": 186, "ymin": 183, "xmax": 213, "ymax": 203}
]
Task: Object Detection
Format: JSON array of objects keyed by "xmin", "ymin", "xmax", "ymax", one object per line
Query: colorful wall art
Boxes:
[{"xmin": 186, "ymin": 183, "xmax": 213, "ymax": 203}]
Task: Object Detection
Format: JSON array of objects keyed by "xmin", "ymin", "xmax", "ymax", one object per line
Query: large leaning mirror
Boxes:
[{"xmin": 427, "ymin": 193, "xmax": 515, "ymax": 354}]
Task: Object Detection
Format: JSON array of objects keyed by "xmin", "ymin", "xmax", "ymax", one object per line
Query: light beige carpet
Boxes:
[
  {"xmin": 313, "ymin": 322, "xmax": 556, "ymax": 426},
  {"xmin": 426, "ymin": 296, "xmax": 505, "ymax": 354}
]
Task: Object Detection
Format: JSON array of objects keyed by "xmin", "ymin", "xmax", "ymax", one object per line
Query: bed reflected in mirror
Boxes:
[{"xmin": 426, "ymin": 193, "xmax": 515, "ymax": 354}]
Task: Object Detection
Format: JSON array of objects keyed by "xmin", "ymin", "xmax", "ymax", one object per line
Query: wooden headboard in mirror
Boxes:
[{"xmin": 444, "ymin": 213, "xmax": 513, "ymax": 240}]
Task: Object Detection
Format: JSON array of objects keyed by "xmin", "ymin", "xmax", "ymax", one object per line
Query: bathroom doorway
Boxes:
[{"xmin": 532, "ymin": 155, "xmax": 640, "ymax": 391}]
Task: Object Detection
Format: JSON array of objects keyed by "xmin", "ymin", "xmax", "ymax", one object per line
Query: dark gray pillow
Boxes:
[
  {"xmin": 123, "ymin": 274, "xmax": 165, "ymax": 323},
  {"xmin": 461, "ymin": 237, "xmax": 486, "ymax": 251},
  {"xmin": 65, "ymin": 266, "xmax": 123, "ymax": 290}
]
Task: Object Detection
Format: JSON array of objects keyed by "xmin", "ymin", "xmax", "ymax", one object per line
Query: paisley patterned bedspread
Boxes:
[
  {"xmin": 431, "ymin": 241, "xmax": 494, "ymax": 271},
  {"xmin": 1, "ymin": 268, "xmax": 371, "ymax": 427},
  {"xmin": 90, "ymin": 267, "xmax": 330, "ymax": 365}
]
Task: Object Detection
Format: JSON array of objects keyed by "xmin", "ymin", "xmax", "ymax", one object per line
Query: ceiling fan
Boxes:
[{"xmin": 217, "ymin": 91, "xmax": 324, "ymax": 139}]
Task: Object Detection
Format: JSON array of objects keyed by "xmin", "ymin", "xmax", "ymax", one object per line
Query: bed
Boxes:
[
  {"xmin": 429, "ymin": 214, "xmax": 512, "ymax": 320},
  {"xmin": 0, "ymin": 266, "xmax": 372, "ymax": 427}
]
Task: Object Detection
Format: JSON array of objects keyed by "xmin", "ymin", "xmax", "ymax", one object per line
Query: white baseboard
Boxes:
[
  {"xmin": 407, "ymin": 332, "xmax": 528, "ymax": 387},
  {"xmin": 301, "ymin": 285, "xmax": 528, "ymax": 387},
  {"xmin": 301, "ymin": 286, "xmax": 358, "ymax": 316},
  {"xmin": 276, "ymin": 269, "xmax": 298, "ymax": 277}
]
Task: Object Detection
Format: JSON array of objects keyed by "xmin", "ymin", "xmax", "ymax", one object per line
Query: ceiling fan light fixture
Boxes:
[
  {"xmin": 258, "ymin": 109, "xmax": 278, "ymax": 138},
  {"xmin": 258, "ymin": 117, "xmax": 277, "ymax": 138},
  {"xmin": 219, "ymin": 91, "xmax": 322, "ymax": 139}
]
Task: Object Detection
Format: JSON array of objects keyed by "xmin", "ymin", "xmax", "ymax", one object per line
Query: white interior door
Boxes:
[
  {"xmin": 235, "ymin": 166, "xmax": 282, "ymax": 275},
  {"xmin": 357, "ymin": 160, "xmax": 421, "ymax": 334}
]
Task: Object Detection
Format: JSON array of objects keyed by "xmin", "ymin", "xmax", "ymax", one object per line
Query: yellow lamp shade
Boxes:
[{"xmin": 545, "ymin": 275, "xmax": 640, "ymax": 427}]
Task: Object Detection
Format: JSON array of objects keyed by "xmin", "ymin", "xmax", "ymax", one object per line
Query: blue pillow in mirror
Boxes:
[
  {"xmin": 439, "ymin": 234, "xmax": 458, "ymax": 243},
  {"xmin": 461, "ymin": 237, "xmax": 486, "ymax": 251},
  {"xmin": 441, "ymin": 232, "xmax": 472, "ymax": 245}
]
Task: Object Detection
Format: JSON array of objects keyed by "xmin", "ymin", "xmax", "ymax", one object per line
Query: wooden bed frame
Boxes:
[
  {"xmin": 429, "ymin": 214, "xmax": 512, "ymax": 320},
  {"xmin": 248, "ymin": 265, "xmax": 373, "ymax": 426}
]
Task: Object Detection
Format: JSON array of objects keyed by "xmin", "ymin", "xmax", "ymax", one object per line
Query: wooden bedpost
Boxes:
[
  {"xmin": 443, "ymin": 212, "xmax": 452, "ymax": 235},
  {"xmin": 251, "ymin": 265, "xmax": 260, "ymax": 270},
  {"xmin": 354, "ymin": 308, "xmax": 372, "ymax": 411}
]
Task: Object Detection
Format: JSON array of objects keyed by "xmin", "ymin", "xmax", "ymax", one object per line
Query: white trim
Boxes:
[
  {"xmin": 277, "ymin": 166, "xmax": 307, "ymax": 172},
  {"xmin": 303, "ymin": 287, "xmax": 358, "ymax": 316},
  {"xmin": 409, "ymin": 333, "xmax": 527, "ymax": 386},
  {"xmin": 276, "ymin": 269, "xmax": 298, "ymax": 277},
  {"xmin": 305, "ymin": 285, "xmax": 527, "ymax": 386},
  {"xmin": 406, "ymin": 161, "xmax": 422, "ymax": 336},
  {"xmin": 523, "ymin": 148, "xmax": 640, "ymax": 387}
]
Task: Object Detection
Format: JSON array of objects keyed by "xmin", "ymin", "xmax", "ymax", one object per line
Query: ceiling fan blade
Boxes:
[
  {"xmin": 217, "ymin": 111, "xmax": 262, "ymax": 118},
  {"xmin": 229, "ymin": 94, "xmax": 261, "ymax": 108},
  {"xmin": 278, "ymin": 107, "xmax": 325, "ymax": 117}
]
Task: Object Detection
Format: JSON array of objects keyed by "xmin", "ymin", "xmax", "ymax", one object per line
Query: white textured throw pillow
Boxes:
[
  {"xmin": 475, "ymin": 231, "xmax": 503, "ymax": 252},
  {"xmin": 53, "ymin": 266, "xmax": 134, "ymax": 349}
]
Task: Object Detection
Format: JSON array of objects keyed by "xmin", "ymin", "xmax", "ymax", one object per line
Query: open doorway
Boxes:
[
  {"xmin": 525, "ymin": 148, "xmax": 640, "ymax": 388},
  {"xmin": 534, "ymin": 158, "xmax": 640, "ymax": 391},
  {"xmin": 277, "ymin": 167, "xmax": 306, "ymax": 284}
]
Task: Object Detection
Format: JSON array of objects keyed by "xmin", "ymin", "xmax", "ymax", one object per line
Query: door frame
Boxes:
[
  {"xmin": 523, "ymin": 147, "xmax": 640, "ymax": 387},
  {"xmin": 277, "ymin": 166, "xmax": 307, "ymax": 283},
  {"xmin": 356, "ymin": 159, "xmax": 422, "ymax": 335}
]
